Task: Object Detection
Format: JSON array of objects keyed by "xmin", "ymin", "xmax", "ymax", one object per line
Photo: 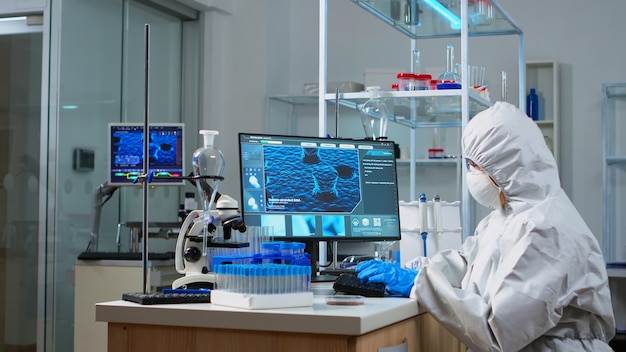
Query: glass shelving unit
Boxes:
[
  {"xmin": 318, "ymin": 0, "xmax": 524, "ymax": 238},
  {"xmin": 602, "ymin": 82, "xmax": 626, "ymax": 337},
  {"xmin": 329, "ymin": 89, "xmax": 492, "ymax": 129},
  {"xmin": 350, "ymin": 0, "xmax": 522, "ymax": 39},
  {"xmin": 602, "ymin": 83, "xmax": 626, "ymax": 266}
]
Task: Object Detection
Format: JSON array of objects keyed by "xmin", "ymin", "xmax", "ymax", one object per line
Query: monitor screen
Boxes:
[
  {"xmin": 108, "ymin": 123, "xmax": 185, "ymax": 186},
  {"xmin": 238, "ymin": 133, "xmax": 401, "ymax": 241}
]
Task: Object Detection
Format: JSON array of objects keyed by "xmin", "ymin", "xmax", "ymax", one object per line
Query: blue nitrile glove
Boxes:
[{"xmin": 355, "ymin": 260, "xmax": 418, "ymax": 297}]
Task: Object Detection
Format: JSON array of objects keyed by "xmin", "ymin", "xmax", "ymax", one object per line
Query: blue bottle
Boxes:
[{"xmin": 526, "ymin": 88, "xmax": 539, "ymax": 120}]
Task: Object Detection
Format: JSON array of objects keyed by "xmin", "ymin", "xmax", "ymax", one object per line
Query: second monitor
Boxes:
[{"xmin": 108, "ymin": 122, "xmax": 185, "ymax": 186}]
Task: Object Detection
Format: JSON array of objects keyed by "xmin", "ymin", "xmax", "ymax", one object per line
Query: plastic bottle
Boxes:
[
  {"xmin": 360, "ymin": 86, "xmax": 389, "ymax": 140},
  {"xmin": 526, "ymin": 88, "xmax": 539, "ymax": 120}
]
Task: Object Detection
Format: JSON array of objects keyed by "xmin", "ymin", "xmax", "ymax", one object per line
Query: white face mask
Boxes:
[{"xmin": 466, "ymin": 170, "xmax": 503, "ymax": 209}]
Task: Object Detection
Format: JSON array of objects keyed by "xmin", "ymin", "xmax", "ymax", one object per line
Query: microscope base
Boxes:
[{"xmin": 172, "ymin": 272, "xmax": 218, "ymax": 290}]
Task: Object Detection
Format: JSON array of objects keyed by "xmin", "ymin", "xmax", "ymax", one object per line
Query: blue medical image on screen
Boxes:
[
  {"xmin": 262, "ymin": 145, "xmax": 360, "ymax": 213},
  {"xmin": 113, "ymin": 132, "xmax": 177, "ymax": 168},
  {"xmin": 291, "ymin": 215, "xmax": 317, "ymax": 237},
  {"xmin": 108, "ymin": 123, "xmax": 184, "ymax": 186},
  {"xmin": 321, "ymin": 215, "xmax": 346, "ymax": 237},
  {"xmin": 243, "ymin": 189, "xmax": 264, "ymax": 212},
  {"xmin": 238, "ymin": 133, "xmax": 400, "ymax": 241},
  {"xmin": 261, "ymin": 214, "xmax": 287, "ymax": 237},
  {"xmin": 243, "ymin": 167, "xmax": 263, "ymax": 189}
]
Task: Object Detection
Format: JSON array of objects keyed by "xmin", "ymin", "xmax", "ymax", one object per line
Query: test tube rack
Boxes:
[{"xmin": 211, "ymin": 263, "xmax": 313, "ymax": 309}]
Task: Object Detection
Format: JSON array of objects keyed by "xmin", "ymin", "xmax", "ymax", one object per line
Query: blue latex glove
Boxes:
[{"xmin": 355, "ymin": 260, "xmax": 418, "ymax": 297}]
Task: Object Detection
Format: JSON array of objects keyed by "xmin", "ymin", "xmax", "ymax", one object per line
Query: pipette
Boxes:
[{"xmin": 419, "ymin": 193, "xmax": 428, "ymax": 257}]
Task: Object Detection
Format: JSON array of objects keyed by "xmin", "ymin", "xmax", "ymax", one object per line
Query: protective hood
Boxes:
[{"xmin": 462, "ymin": 101, "xmax": 560, "ymax": 211}]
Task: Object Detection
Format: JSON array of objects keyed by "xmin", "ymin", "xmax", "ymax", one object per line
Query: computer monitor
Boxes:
[
  {"xmin": 108, "ymin": 122, "xmax": 185, "ymax": 186},
  {"xmin": 238, "ymin": 133, "xmax": 401, "ymax": 241}
]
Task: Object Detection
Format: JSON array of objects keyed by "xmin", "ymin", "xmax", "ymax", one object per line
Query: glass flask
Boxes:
[
  {"xmin": 192, "ymin": 130, "xmax": 226, "ymax": 254},
  {"xmin": 360, "ymin": 86, "xmax": 390, "ymax": 140},
  {"xmin": 192, "ymin": 130, "xmax": 225, "ymax": 213},
  {"xmin": 437, "ymin": 45, "xmax": 461, "ymax": 89}
]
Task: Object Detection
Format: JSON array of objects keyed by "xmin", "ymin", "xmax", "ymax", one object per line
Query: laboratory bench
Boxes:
[{"xmin": 95, "ymin": 282, "xmax": 466, "ymax": 352}]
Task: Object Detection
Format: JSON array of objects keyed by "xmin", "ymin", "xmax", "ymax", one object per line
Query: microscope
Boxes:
[{"xmin": 172, "ymin": 189, "xmax": 247, "ymax": 289}]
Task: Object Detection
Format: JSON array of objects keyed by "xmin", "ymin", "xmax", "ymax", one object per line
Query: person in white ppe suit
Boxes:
[{"xmin": 356, "ymin": 101, "xmax": 615, "ymax": 351}]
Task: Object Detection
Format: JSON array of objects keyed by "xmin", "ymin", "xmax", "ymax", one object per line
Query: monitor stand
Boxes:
[{"xmin": 309, "ymin": 241, "xmax": 342, "ymax": 282}]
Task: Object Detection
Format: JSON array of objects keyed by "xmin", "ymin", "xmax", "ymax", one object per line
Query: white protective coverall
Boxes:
[{"xmin": 410, "ymin": 102, "xmax": 615, "ymax": 351}]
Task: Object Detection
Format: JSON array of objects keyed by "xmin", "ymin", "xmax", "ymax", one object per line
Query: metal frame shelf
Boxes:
[{"xmin": 318, "ymin": 0, "xmax": 524, "ymax": 238}]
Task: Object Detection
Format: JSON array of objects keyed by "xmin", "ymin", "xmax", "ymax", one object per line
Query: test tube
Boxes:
[
  {"xmin": 412, "ymin": 50, "xmax": 420, "ymax": 74},
  {"xmin": 501, "ymin": 71, "xmax": 508, "ymax": 101}
]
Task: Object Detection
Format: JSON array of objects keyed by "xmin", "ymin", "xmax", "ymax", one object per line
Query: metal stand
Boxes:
[{"xmin": 141, "ymin": 23, "xmax": 151, "ymax": 294}]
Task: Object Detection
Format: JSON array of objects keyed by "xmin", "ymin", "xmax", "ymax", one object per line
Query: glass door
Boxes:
[
  {"xmin": 0, "ymin": 15, "xmax": 43, "ymax": 352},
  {"xmin": 50, "ymin": 1, "xmax": 198, "ymax": 351}
]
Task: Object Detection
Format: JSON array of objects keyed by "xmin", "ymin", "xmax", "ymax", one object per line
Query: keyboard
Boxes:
[
  {"xmin": 122, "ymin": 291, "xmax": 211, "ymax": 305},
  {"xmin": 77, "ymin": 251, "xmax": 174, "ymax": 261},
  {"xmin": 332, "ymin": 272, "xmax": 386, "ymax": 297}
]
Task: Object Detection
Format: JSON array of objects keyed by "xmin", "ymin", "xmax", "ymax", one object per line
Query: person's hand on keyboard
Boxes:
[{"xmin": 355, "ymin": 260, "xmax": 418, "ymax": 297}]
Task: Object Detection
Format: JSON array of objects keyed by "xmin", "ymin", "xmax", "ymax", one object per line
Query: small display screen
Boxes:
[
  {"xmin": 238, "ymin": 133, "xmax": 401, "ymax": 241},
  {"xmin": 108, "ymin": 123, "xmax": 185, "ymax": 186}
]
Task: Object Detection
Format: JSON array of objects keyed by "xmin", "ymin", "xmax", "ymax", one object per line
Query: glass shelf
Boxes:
[
  {"xmin": 269, "ymin": 91, "xmax": 492, "ymax": 129},
  {"xmin": 605, "ymin": 84, "xmax": 626, "ymax": 99},
  {"xmin": 607, "ymin": 267, "xmax": 626, "ymax": 279},
  {"xmin": 325, "ymin": 89, "xmax": 492, "ymax": 128},
  {"xmin": 268, "ymin": 95, "xmax": 319, "ymax": 105},
  {"xmin": 607, "ymin": 156, "xmax": 626, "ymax": 166},
  {"xmin": 351, "ymin": 0, "xmax": 522, "ymax": 39}
]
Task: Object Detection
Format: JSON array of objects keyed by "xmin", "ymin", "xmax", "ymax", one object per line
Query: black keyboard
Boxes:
[
  {"xmin": 332, "ymin": 272, "xmax": 386, "ymax": 297},
  {"xmin": 122, "ymin": 291, "xmax": 211, "ymax": 305},
  {"xmin": 77, "ymin": 251, "xmax": 174, "ymax": 261}
]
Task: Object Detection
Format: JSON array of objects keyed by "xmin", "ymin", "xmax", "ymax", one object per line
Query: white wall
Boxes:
[
  {"xmin": 202, "ymin": 0, "xmax": 626, "ymax": 244},
  {"xmin": 496, "ymin": 0, "xmax": 626, "ymax": 244}
]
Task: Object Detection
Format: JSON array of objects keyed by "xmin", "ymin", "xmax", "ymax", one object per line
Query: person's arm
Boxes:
[
  {"xmin": 413, "ymin": 227, "xmax": 566, "ymax": 351},
  {"xmin": 407, "ymin": 235, "xmax": 477, "ymax": 293}
]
